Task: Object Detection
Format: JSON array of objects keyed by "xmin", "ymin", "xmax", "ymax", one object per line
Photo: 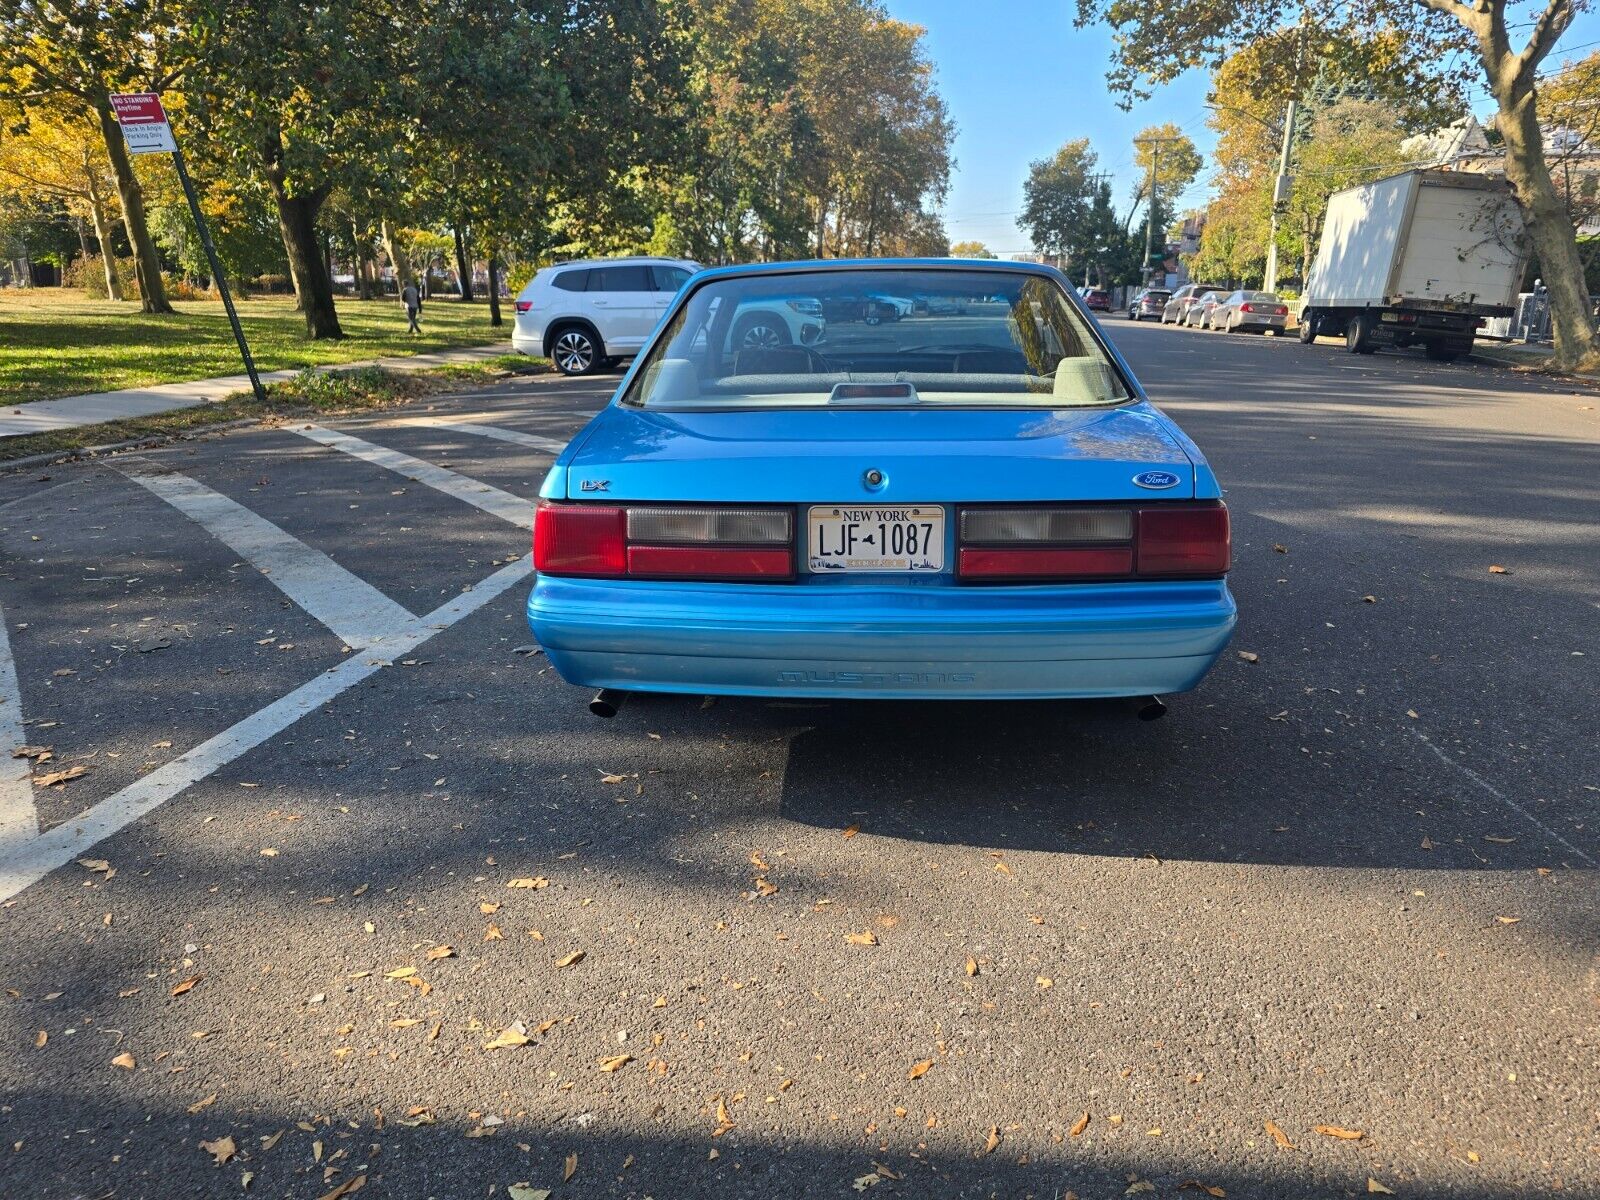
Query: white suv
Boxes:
[{"xmin": 512, "ymin": 257, "xmax": 826, "ymax": 375}]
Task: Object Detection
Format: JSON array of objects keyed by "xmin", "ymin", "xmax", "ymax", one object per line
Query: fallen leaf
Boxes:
[
  {"xmin": 33, "ymin": 1030, "xmax": 47, "ymax": 1049},
  {"xmin": 317, "ymin": 1175, "xmax": 366, "ymax": 1200},
  {"xmin": 390, "ymin": 1018, "xmax": 422, "ymax": 1028},
  {"xmin": 907, "ymin": 1059, "xmax": 934, "ymax": 1080},
  {"xmin": 1495, "ymin": 916, "xmax": 1522, "ymax": 925},
  {"xmin": 1069, "ymin": 1112, "xmax": 1089, "ymax": 1137},
  {"xmin": 1420, "ymin": 836, "xmax": 1434, "ymax": 851},
  {"xmin": 1314, "ymin": 1125, "xmax": 1364, "ymax": 1140},
  {"xmin": 845, "ymin": 931, "xmax": 878, "ymax": 946},
  {"xmin": 1237, "ymin": 651, "xmax": 1260, "ymax": 664},
  {"xmin": 1036, "ymin": 975, "xmax": 1053, "ymax": 989},
  {"xmin": 842, "ymin": 823, "xmax": 861, "ymax": 838},
  {"xmin": 979, "ymin": 1126, "xmax": 1000, "ymax": 1156},
  {"xmin": 713, "ymin": 1095, "xmax": 737, "ymax": 1134},
  {"xmin": 258, "ymin": 847, "xmax": 278, "ymax": 858},
  {"xmin": 1361, "ymin": 595, "xmax": 1377, "ymax": 603},
  {"xmin": 1488, "ymin": 564, "xmax": 1510, "ymax": 574},
  {"xmin": 480, "ymin": 902, "xmax": 501, "ymax": 914},
  {"xmin": 598, "ymin": 1054, "xmax": 633, "ymax": 1072},
  {"xmin": 484, "ymin": 1024, "xmax": 532, "ymax": 1051},
  {"xmin": 1265, "ymin": 1120, "xmax": 1295, "ymax": 1150},
  {"xmin": 260, "ymin": 1130, "xmax": 285, "ymax": 1150},
  {"xmin": 77, "ymin": 858, "xmax": 112, "ymax": 874},
  {"xmin": 555, "ymin": 950, "xmax": 586, "ymax": 968},
  {"xmin": 187, "ymin": 1093, "xmax": 218, "ymax": 1115},
  {"xmin": 426, "ymin": 945, "xmax": 455, "ymax": 961},
  {"xmin": 241, "ymin": 1170, "xmax": 254, "ymax": 1189},
  {"xmin": 564, "ymin": 1152, "xmax": 578, "ymax": 1182},
  {"xmin": 12, "ymin": 746, "xmax": 51, "ymax": 761},
  {"xmin": 34, "ymin": 764, "xmax": 88, "ymax": 787},
  {"xmin": 1483, "ymin": 835, "xmax": 1517, "ymax": 844},
  {"xmin": 965, "ymin": 957, "xmax": 978, "ymax": 977},
  {"xmin": 507, "ymin": 876, "xmax": 549, "ymax": 889},
  {"xmin": 992, "ymin": 858, "xmax": 1012, "ymax": 876},
  {"xmin": 1125, "ymin": 1184, "xmax": 1155, "ymax": 1196},
  {"xmin": 1273, "ymin": 543, "xmax": 1288, "ymax": 553},
  {"xmin": 199, "ymin": 1135, "xmax": 236, "ymax": 1165},
  {"xmin": 111, "ymin": 1051, "xmax": 136, "ymax": 1070},
  {"xmin": 1179, "ymin": 1184, "xmax": 1226, "ymax": 1197},
  {"xmin": 1367, "ymin": 1180, "xmax": 1394, "ymax": 1195},
  {"xmin": 171, "ymin": 975, "xmax": 202, "ymax": 997},
  {"xmin": 384, "ymin": 966, "xmax": 417, "ymax": 979},
  {"xmin": 852, "ymin": 1173, "xmax": 881, "ymax": 1192},
  {"xmin": 484, "ymin": 924, "xmax": 503, "ymax": 941},
  {"xmin": 752, "ymin": 877, "xmax": 778, "ymax": 897},
  {"xmin": 508, "ymin": 1187, "xmax": 551, "ymax": 1200}
]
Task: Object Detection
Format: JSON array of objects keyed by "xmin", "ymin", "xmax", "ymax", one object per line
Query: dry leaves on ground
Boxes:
[
  {"xmin": 111, "ymin": 1051, "xmax": 136, "ymax": 1070},
  {"xmin": 1237, "ymin": 651, "xmax": 1260, "ymax": 664},
  {"xmin": 555, "ymin": 950, "xmax": 586, "ymax": 968},
  {"xmin": 845, "ymin": 931, "xmax": 878, "ymax": 946},
  {"xmin": 484, "ymin": 1024, "xmax": 532, "ymax": 1051},
  {"xmin": 1367, "ymin": 1180, "xmax": 1394, "ymax": 1195},
  {"xmin": 842, "ymin": 823, "xmax": 860, "ymax": 838},
  {"xmin": 598, "ymin": 1054, "xmax": 633, "ymax": 1072},
  {"xmin": 564, "ymin": 1153, "xmax": 578, "ymax": 1182},
  {"xmin": 979, "ymin": 1126, "xmax": 1001, "ymax": 1156},
  {"xmin": 965, "ymin": 957, "xmax": 978, "ymax": 977},
  {"xmin": 187, "ymin": 1093, "xmax": 217, "ymax": 1115},
  {"xmin": 907, "ymin": 1059, "xmax": 934, "ymax": 1080},
  {"xmin": 199, "ymin": 1135, "xmax": 236, "ymax": 1165},
  {"xmin": 171, "ymin": 975, "xmax": 202, "ymax": 997},
  {"xmin": 1265, "ymin": 1120, "xmax": 1295, "ymax": 1150},
  {"xmin": 1314, "ymin": 1125, "xmax": 1364, "ymax": 1140},
  {"xmin": 507, "ymin": 876, "xmax": 549, "ymax": 889},
  {"xmin": 34, "ymin": 764, "xmax": 88, "ymax": 787},
  {"xmin": 317, "ymin": 1175, "xmax": 366, "ymax": 1200},
  {"xmin": 1069, "ymin": 1112, "xmax": 1090, "ymax": 1137},
  {"xmin": 1179, "ymin": 1184, "xmax": 1226, "ymax": 1197},
  {"xmin": 1488, "ymin": 564, "xmax": 1510, "ymax": 574},
  {"xmin": 426, "ymin": 945, "xmax": 455, "ymax": 961}
]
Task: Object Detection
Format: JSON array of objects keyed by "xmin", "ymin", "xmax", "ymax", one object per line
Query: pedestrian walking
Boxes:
[{"xmin": 401, "ymin": 281, "xmax": 422, "ymax": 334}]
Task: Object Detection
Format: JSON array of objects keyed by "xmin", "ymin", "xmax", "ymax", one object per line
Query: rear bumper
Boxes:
[{"xmin": 527, "ymin": 577, "xmax": 1236, "ymax": 700}]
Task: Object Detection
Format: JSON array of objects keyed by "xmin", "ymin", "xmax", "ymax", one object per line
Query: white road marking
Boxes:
[
  {"xmin": 1407, "ymin": 727, "xmax": 1597, "ymax": 867},
  {"xmin": 0, "ymin": 602, "xmax": 38, "ymax": 856},
  {"xmin": 123, "ymin": 469, "xmax": 415, "ymax": 649},
  {"xmin": 293, "ymin": 424, "xmax": 535, "ymax": 528},
  {"xmin": 391, "ymin": 415, "xmax": 568, "ymax": 454},
  {"xmin": 0, "ymin": 556, "xmax": 534, "ymax": 903}
]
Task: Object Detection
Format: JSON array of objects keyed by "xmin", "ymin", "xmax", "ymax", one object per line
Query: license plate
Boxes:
[{"xmin": 807, "ymin": 505, "xmax": 945, "ymax": 573}]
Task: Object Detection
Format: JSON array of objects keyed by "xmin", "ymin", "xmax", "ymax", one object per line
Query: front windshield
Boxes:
[{"xmin": 622, "ymin": 267, "xmax": 1130, "ymax": 410}]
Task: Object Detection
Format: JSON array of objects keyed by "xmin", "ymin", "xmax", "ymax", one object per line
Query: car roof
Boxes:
[
  {"xmin": 689, "ymin": 257, "xmax": 1066, "ymax": 285},
  {"xmin": 546, "ymin": 256, "xmax": 697, "ymax": 271}
]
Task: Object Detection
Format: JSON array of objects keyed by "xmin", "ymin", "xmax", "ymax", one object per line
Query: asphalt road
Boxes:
[{"xmin": 0, "ymin": 319, "xmax": 1596, "ymax": 1200}]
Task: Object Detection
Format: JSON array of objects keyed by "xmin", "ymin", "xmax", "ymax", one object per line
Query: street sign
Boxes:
[
  {"xmin": 107, "ymin": 92, "xmax": 264, "ymax": 402},
  {"xmin": 109, "ymin": 93, "xmax": 178, "ymax": 155}
]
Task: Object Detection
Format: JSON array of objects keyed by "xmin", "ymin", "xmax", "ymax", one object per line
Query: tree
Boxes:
[
  {"xmin": 1131, "ymin": 123, "xmax": 1202, "ymax": 222},
  {"xmin": 1073, "ymin": 0, "xmax": 1600, "ymax": 369},
  {"xmin": 1019, "ymin": 139, "xmax": 1102, "ymax": 265},
  {"xmin": 950, "ymin": 240, "xmax": 996, "ymax": 258},
  {"xmin": 0, "ymin": 0, "xmax": 187, "ymax": 312},
  {"xmin": 0, "ymin": 97, "xmax": 125, "ymax": 298},
  {"xmin": 1541, "ymin": 50, "xmax": 1600, "ymax": 245}
]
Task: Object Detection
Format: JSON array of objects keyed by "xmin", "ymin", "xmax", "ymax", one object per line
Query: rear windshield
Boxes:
[{"xmin": 621, "ymin": 268, "xmax": 1130, "ymax": 410}]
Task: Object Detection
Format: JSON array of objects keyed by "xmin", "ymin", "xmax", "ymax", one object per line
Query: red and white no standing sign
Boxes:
[{"xmin": 110, "ymin": 93, "xmax": 178, "ymax": 155}]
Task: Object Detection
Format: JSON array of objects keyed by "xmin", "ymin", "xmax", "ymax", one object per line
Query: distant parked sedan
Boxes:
[
  {"xmin": 1127, "ymin": 288, "xmax": 1172, "ymax": 321},
  {"xmin": 1184, "ymin": 291, "xmax": 1225, "ymax": 328},
  {"xmin": 1161, "ymin": 283, "xmax": 1223, "ymax": 325},
  {"xmin": 528, "ymin": 258, "xmax": 1235, "ymax": 714},
  {"xmin": 1209, "ymin": 290, "xmax": 1290, "ymax": 333},
  {"xmin": 1082, "ymin": 288, "xmax": 1112, "ymax": 312}
]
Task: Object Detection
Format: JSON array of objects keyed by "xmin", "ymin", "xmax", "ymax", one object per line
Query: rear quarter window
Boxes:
[{"xmin": 552, "ymin": 270, "xmax": 590, "ymax": 293}]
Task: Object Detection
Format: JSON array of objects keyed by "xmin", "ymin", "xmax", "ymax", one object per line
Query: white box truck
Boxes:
[{"xmin": 1298, "ymin": 169, "xmax": 1530, "ymax": 360}]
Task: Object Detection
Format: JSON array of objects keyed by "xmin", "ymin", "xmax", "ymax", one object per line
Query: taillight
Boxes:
[
  {"xmin": 1136, "ymin": 505, "xmax": 1230, "ymax": 576},
  {"xmin": 1240, "ymin": 303, "xmax": 1256, "ymax": 314},
  {"xmin": 535, "ymin": 502, "xmax": 793, "ymax": 581},
  {"xmin": 1274, "ymin": 306, "xmax": 1288, "ymax": 316},
  {"xmin": 957, "ymin": 503, "xmax": 1228, "ymax": 582},
  {"xmin": 515, "ymin": 300, "xmax": 533, "ymax": 314}
]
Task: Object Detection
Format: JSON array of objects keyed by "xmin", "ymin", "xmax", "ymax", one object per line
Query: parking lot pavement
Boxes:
[{"xmin": 0, "ymin": 343, "xmax": 1596, "ymax": 1200}]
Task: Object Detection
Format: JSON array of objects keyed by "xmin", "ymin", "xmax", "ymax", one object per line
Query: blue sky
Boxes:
[{"xmin": 885, "ymin": 0, "xmax": 1600, "ymax": 256}]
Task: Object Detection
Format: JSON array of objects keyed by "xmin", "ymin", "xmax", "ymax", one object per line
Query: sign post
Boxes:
[{"xmin": 110, "ymin": 94, "xmax": 266, "ymax": 403}]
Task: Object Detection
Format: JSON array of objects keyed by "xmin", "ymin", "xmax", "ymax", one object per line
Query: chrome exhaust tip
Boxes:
[{"xmin": 589, "ymin": 688, "xmax": 628, "ymax": 718}]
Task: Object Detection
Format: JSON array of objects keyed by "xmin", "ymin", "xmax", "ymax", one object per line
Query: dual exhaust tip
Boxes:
[{"xmin": 589, "ymin": 688, "xmax": 1168, "ymax": 722}]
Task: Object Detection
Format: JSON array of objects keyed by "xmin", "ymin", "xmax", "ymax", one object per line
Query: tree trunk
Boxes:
[
  {"xmin": 85, "ymin": 182, "xmax": 124, "ymax": 301},
  {"xmin": 453, "ymin": 225, "xmax": 474, "ymax": 301},
  {"xmin": 1496, "ymin": 88, "xmax": 1600, "ymax": 368},
  {"xmin": 486, "ymin": 253, "xmax": 502, "ymax": 327},
  {"xmin": 93, "ymin": 98, "xmax": 171, "ymax": 314},
  {"xmin": 351, "ymin": 222, "xmax": 373, "ymax": 301},
  {"xmin": 380, "ymin": 218, "xmax": 411, "ymax": 292},
  {"xmin": 266, "ymin": 174, "xmax": 344, "ymax": 339}
]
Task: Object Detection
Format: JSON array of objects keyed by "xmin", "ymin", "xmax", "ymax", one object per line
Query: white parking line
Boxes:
[
  {"xmin": 0, "ymin": 555, "xmax": 534, "ymax": 903},
  {"xmin": 293, "ymin": 424, "xmax": 535, "ymax": 528},
  {"xmin": 124, "ymin": 469, "xmax": 416, "ymax": 649},
  {"xmin": 1407, "ymin": 727, "xmax": 1596, "ymax": 867},
  {"xmin": 0, "ymin": 602, "xmax": 38, "ymax": 856},
  {"xmin": 392, "ymin": 415, "xmax": 568, "ymax": 454}
]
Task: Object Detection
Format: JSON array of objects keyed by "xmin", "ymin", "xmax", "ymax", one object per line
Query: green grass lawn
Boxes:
[{"xmin": 0, "ymin": 289, "xmax": 514, "ymax": 406}]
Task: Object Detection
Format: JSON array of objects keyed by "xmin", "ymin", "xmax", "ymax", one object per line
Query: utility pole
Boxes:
[
  {"xmin": 1134, "ymin": 137, "xmax": 1179, "ymax": 287},
  {"xmin": 1263, "ymin": 99, "xmax": 1297, "ymax": 294}
]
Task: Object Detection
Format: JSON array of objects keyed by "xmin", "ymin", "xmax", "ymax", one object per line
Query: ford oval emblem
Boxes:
[{"xmin": 1133, "ymin": 470, "xmax": 1181, "ymax": 490}]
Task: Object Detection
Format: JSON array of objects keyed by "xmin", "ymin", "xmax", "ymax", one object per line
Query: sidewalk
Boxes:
[{"xmin": 0, "ymin": 342, "xmax": 515, "ymax": 439}]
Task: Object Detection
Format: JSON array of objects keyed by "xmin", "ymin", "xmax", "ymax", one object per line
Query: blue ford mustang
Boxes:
[{"xmin": 527, "ymin": 259, "xmax": 1235, "ymax": 717}]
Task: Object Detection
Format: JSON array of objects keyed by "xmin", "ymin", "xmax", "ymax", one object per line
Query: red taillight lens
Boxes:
[
  {"xmin": 1274, "ymin": 306, "xmax": 1288, "ymax": 316},
  {"xmin": 959, "ymin": 546, "xmax": 1134, "ymax": 579},
  {"xmin": 515, "ymin": 300, "xmax": 532, "ymax": 314},
  {"xmin": 534, "ymin": 502, "xmax": 793, "ymax": 581},
  {"xmin": 1240, "ymin": 303, "xmax": 1256, "ymax": 314},
  {"xmin": 628, "ymin": 546, "xmax": 793, "ymax": 579},
  {"xmin": 534, "ymin": 503, "xmax": 626, "ymax": 577},
  {"xmin": 1136, "ymin": 505, "xmax": 1230, "ymax": 576}
]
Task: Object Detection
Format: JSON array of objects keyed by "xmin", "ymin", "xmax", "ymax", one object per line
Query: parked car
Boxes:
[
  {"xmin": 514, "ymin": 258, "xmax": 825, "ymax": 374},
  {"xmin": 527, "ymin": 258, "xmax": 1235, "ymax": 717},
  {"xmin": 1128, "ymin": 288, "xmax": 1172, "ymax": 321},
  {"xmin": 1208, "ymin": 290, "xmax": 1290, "ymax": 333},
  {"xmin": 820, "ymin": 293, "xmax": 911, "ymax": 325},
  {"xmin": 1081, "ymin": 288, "xmax": 1112, "ymax": 312},
  {"xmin": 1184, "ymin": 291, "xmax": 1225, "ymax": 328},
  {"xmin": 1162, "ymin": 283, "xmax": 1223, "ymax": 325}
]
